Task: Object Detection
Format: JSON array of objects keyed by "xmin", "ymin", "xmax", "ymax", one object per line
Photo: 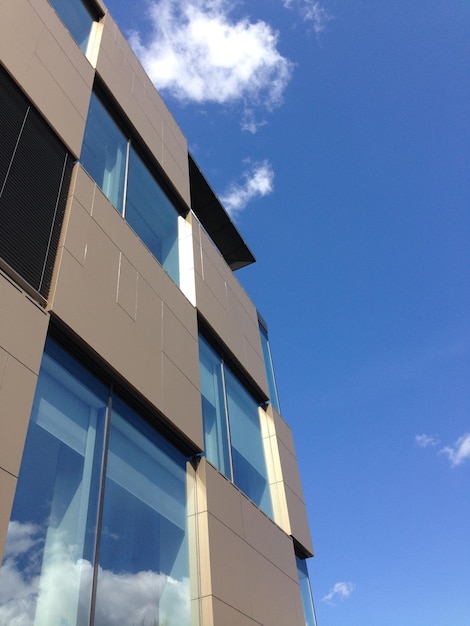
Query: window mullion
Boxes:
[
  {"xmin": 89, "ymin": 388, "xmax": 113, "ymax": 626},
  {"xmin": 121, "ymin": 139, "xmax": 130, "ymax": 218},
  {"xmin": 220, "ymin": 360, "xmax": 234, "ymax": 482}
]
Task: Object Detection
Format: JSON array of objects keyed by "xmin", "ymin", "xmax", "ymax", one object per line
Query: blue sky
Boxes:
[{"xmin": 104, "ymin": 1, "xmax": 470, "ymax": 624}]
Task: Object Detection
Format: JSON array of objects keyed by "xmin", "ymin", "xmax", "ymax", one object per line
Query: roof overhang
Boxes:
[{"xmin": 189, "ymin": 155, "xmax": 256, "ymax": 270}]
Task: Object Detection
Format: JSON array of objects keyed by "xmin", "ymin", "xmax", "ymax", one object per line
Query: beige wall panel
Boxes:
[
  {"xmin": 0, "ymin": 351, "xmax": 38, "ymax": 477},
  {"xmin": 206, "ymin": 513, "xmax": 253, "ymax": 617},
  {"xmin": 162, "ymin": 305, "xmax": 199, "ymax": 389},
  {"xmin": 200, "ymin": 245, "xmax": 229, "ymax": 309},
  {"xmin": 62, "ymin": 198, "xmax": 90, "ymax": 265},
  {"xmin": 197, "ymin": 460, "xmax": 305, "ymax": 624},
  {"xmin": 278, "ymin": 439, "xmax": 304, "ymax": 500},
  {"xmin": 69, "ymin": 165, "xmax": 95, "ymax": 215},
  {"xmin": 87, "ymin": 180, "xmax": 196, "ymax": 334},
  {"xmin": 210, "ymin": 597, "xmax": 260, "ymax": 626},
  {"xmin": 246, "ymin": 547, "xmax": 304, "ymax": 626},
  {"xmin": 191, "ymin": 220, "xmax": 204, "ymax": 277},
  {"xmin": 0, "ymin": 470, "xmax": 16, "ymax": 564},
  {"xmin": 202, "ymin": 461, "xmax": 245, "ymax": 538},
  {"xmin": 117, "ymin": 253, "xmax": 138, "ymax": 320},
  {"xmin": 0, "ymin": 0, "xmax": 43, "ymax": 80},
  {"xmin": 0, "ymin": 274, "xmax": 49, "ymax": 374},
  {"xmin": 285, "ymin": 485, "xmax": 314, "ymax": 556},
  {"xmin": 0, "ymin": 0, "xmax": 94, "ymax": 156},
  {"xmin": 240, "ymin": 493, "xmax": 298, "ymax": 580},
  {"xmin": 24, "ymin": 54, "xmax": 88, "ymax": 156},
  {"xmin": 196, "ymin": 230, "xmax": 269, "ymax": 394},
  {"xmin": 272, "ymin": 407, "xmax": 296, "ymax": 455},
  {"xmin": 34, "ymin": 26, "xmax": 91, "ymax": 113},
  {"xmin": 161, "ymin": 355, "xmax": 203, "ymax": 448}
]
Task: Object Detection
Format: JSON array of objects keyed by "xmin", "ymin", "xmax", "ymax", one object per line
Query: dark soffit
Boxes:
[{"xmin": 189, "ymin": 155, "xmax": 256, "ymax": 271}]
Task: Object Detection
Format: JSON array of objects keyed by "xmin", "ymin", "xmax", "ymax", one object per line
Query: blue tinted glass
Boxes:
[
  {"xmin": 225, "ymin": 369, "xmax": 273, "ymax": 517},
  {"xmin": 0, "ymin": 339, "xmax": 108, "ymax": 625},
  {"xmin": 259, "ymin": 323, "xmax": 280, "ymax": 412},
  {"xmin": 296, "ymin": 557, "xmax": 318, "ymax": 626},
  {"xmin": 126, "ymin": 148, "xmax": 180, "ymax": 284},
  {"xmin": 48, "ymin": 0, "xmax": 95, "ymax": 52},
  {"xmin": 199, "ymin": 337, "xmax": 232, "ymax": 479},
  {"xmin": 94, "ymin": 396, "xmax": 190, "ymax": 626},
  {"xmin": 81, "ymin": 93, "xmax": 128, "ymax": 213}
]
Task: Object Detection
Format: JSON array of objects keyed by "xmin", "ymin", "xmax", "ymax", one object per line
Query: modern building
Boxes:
[{"xmin": 0, "ymin": 1, "xmax": 316, "ymax": 624}]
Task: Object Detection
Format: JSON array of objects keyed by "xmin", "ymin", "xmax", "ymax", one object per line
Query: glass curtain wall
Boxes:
[
  {"xmin": 48, "ymin": 0, "xmax": 97, "ymax": 53},
  {"xmin": 0, "ymin": 340, "xmax": 190, "ymax": 626},
  {"xmin": 199, "ymin": 336, "xmax": 273, "ymax": 518},
  {"xmin": 259, "ymin": 321, "xmax": 280, "ymax": 412},
  {"xmin": 296, "ymin": 556, "xmax": 318, "ymax": 626},
  {"xmin": 81, "ymin": 93, "xmax": 180, "ymax": 285}
]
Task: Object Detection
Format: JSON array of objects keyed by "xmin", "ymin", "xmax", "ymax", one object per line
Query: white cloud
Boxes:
[
  {"xmin": 130, "ymin": 0, "xmax": 292, "ymax": 115},
  {"xmin": 0, "ymin": 522, "xmax": 189, "ymax": 626},
  {"xmin": 220, "ymin": 160, "xmax": 274, "ymax": 217},
  {"xmin": 322, "ymin": 581, "xmax": 355, "ymax": 604},
  {"xmin": 439, "ymin": 432, "xmax": 470, "ymax": 467},
  {"xmin": 283, "ymin": 0, "xmax": 332, "ymax": 34},
  {"xmin": 415, "ymin": 433, "xmax": 440, "ymax": 448}
]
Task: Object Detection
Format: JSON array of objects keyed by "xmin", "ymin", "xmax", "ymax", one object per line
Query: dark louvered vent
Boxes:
[{"xmin": 0, "ymin": 66, "xmax": 73, "ymax": 301}]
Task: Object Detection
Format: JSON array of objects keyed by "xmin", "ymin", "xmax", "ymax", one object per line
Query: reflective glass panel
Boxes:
[
  {"xmin": 48, "ymin": 0, "xmax": 96, "ymax": 53},
  {"xmin": 259, "ymin": 322, "xmax": 280, "ymax": 412},
  {"xmin": 296, "ymin": 557, "xmax": 318, "ymax": 626},
  {"xmin": 0, "ymin": 340, "xmax": 108, "ymax": 626},
  {"xmin": 225, "ymin": 369, "xmax": 273, "ymax": 517},
  {"xmin": 199, "ymin": 337, "xmax": 232, "ymax": 479},
  {"xmin": 94, "ymin": 396, "xmax": 190, "ymax": 626},
  {"xmin": 81, "ymin": 94, "xmax": 128, "ymax": 213},
  {"xmin": 126, "ymin": 148, "xmax": 180, "ymax": 285}
]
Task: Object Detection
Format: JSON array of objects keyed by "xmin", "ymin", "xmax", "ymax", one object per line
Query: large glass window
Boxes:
[
  {"xmin": 48, "ymin": 0, "xmax": 97, "ymax": 53},
  {"xmin": 296, "ymin": 556, "xmax": 318, "ymax": 626},
  {"xmin": 199, "ymin": 336, "xmax": 273, "ymax": 517},
  {"xmin": 259, "ymin": 319, "xmax": 280, "ymax": 412},
  {"xmin": 0, "ymin": 340, "xmax": 190, "ymax": 626},
  {"xmin": 81, "ymin": 93, "xmax": 181, "ymax": 285}
]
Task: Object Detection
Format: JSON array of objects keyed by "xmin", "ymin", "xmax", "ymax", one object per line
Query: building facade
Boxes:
[{"xmin": 0, "ymin": 1, "xmax": 316, "ymax": 624}]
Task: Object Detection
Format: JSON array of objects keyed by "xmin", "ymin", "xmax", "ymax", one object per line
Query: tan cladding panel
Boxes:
[
  {"xmin": 0, "ymin": 0, "xmax": 94, "ymax": 156},
  {"xmin": 0, "ymin": 470, "xmax": 17, "ymax": 564},
  {"xmin": 96, "ymin": 13, "xmax": 190, "ymax": 206},
  {"xmin": 266, "ymin": 406, "xmax": 313, "ymax": 555},
  {"xmin": 195, "ymin": 460, "xmax": 305, "ymax": 626},
  {"xmin": 49, "ymin": 167, "xmax": 203, "ymax": 449},
  {"xmin": 194, "ymin": 223, "xmax": 269, "ymax": 396}
]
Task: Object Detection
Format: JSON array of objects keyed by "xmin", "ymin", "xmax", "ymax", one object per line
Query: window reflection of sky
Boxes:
[{"xmin": 0, "ymin": 340, "xmax": 190, "ymax": 626}]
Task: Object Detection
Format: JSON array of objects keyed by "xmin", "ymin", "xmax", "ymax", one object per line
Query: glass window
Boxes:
[
  {"xmin": 48, "ymin": 0, "xmax": 97, "ymax": 53},
  {"xmin": 81, "ymin": 94, "xmax": 128, "ymax": 213},
  {"xmin": 259, "ymin": 320, "xmax": 280, "ymax": 412},
  {"xmin": 0, "ymin": 340, "xmax": 108, "ymax": 625},
  {"xmin": 94, "ymin": 397, "xmax": 190, "ymax": 626},
  {"xmin": 199, "ymin": 336, "xmax": 273, "ymax": 517},
  {"xmin": 0, "ymin": 340, "xmax": 190, "ymax": 626},
  {"xmin": 296, "ymin": 556, "xmax": 318, "ymax": 626},
  {"xmin": 126, "ymin": 148, "xmax": 180, "ymax": 282},
  {"xmin": 225, "ymin": 370, "xmax": 273, "ymax": 517},
  {"xmin": 81, "ymin": 93, "xmax": 180, "ymax": 285},
  {"xmin": 199, "ymin": 337, "xmax": 232, "ymax": 479}
]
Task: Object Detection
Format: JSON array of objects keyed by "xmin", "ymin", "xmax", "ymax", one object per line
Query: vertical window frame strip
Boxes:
[
  {"xmin": 89, "ymin": 386, "xmax": 113, "ymax": 626},
  {"xmin": 220, "ymin": 357, "xmax": 235, "ymax": 482}
]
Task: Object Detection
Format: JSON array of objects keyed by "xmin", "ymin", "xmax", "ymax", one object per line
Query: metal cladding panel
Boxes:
[{"xmin": 0, "ymin": 67, "xmax": 73, "ymax": 300}]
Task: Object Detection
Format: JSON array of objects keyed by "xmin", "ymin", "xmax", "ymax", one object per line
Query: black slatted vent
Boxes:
[{"xmin": 0, "ymin": 66, "xmax": 73, "ymax": 300}]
